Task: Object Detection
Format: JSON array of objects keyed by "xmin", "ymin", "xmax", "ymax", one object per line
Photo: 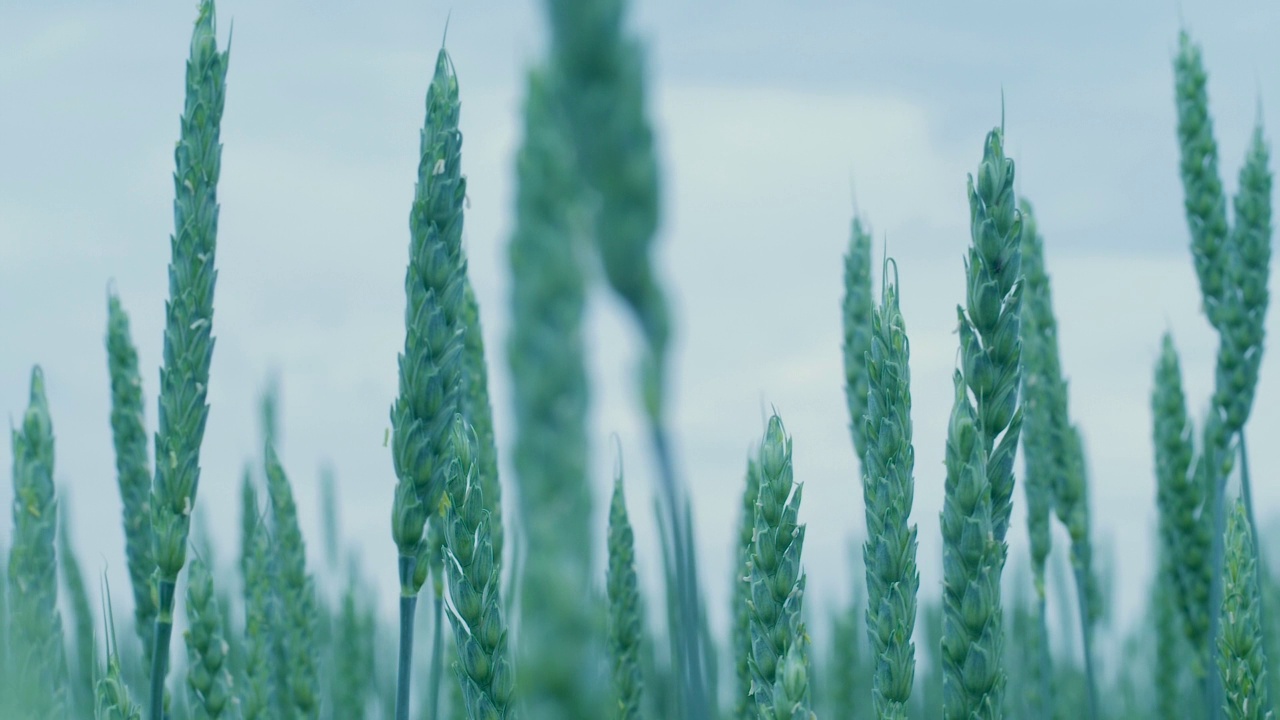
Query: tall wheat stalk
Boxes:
[{"xmin": 147, "ymin": 3, "xmax": 229, "ymax": 715}]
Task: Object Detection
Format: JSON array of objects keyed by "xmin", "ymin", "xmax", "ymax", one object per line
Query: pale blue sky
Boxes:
[{"xmin": 2, "ymin": 0, "xmax": 1279, "ymax": 678}]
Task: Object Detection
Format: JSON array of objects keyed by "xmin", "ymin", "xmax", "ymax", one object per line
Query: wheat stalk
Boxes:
[{"xmin": 147, "ymin": 3, "xmax": 229, "ymax": 715}]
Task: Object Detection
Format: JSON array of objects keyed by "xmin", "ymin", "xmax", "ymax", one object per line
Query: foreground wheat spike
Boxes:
[
  {"xmin": 8, "ymin": 366, "xmax": 69, "ymax": 716},
  {"xmin": 732, "ymin": 457, "xmax": 762, "ymax": 719},
  {"xmin": 1015, "ymin": 200, "xmax": 1055, "ymax": 715},
  {"xmin": 958, "ymin": 126, "xmax": 1023, "ymax": 549},
  {"xmin": 148, "ymin": 2, "xmax": 229, "ymax": 715},
  {"xmin": 748, "ymin": 414, "xmax": 814, "ymax": 720},
  {"xmin": 861, "ymin": 262, "xmax": 919, "ymax": 719},
  {"xmin": 940, "ymin": 370, "xmax": 1004, "ymax": 719},
  {"xmin": 1175, "ymin": 31, "xmax": 1231, "ymax": 328},
  {"xmin": 1219, "ymin": 499, "xmax": 1274, "ymax": 720},
  {"xmin": 607, "ymin": 469, "xmax": 644, "ymax": 719},
  {"xmin": 506, "ymin": 65, "xmax": 601, "ymax": 720},
  {"xmin": 442, "ymin": 416, "xmax": 516, "ymax": 719},
  {"xmin": 842, "ymin": 213, "xmax": 874, "ymax": 466},
  {"xmin": 184, "ymin": 555, "xmax": 239, "ymax": 719},
  {"xmin": 265, "ymin": 446, "xmax": 319, "ymax": 717},
  {"xmin": 107, "ymin": 291, "xmax": 156, "ymax": 660},
  {"xmin": 389, "ymin": 42, "xmax": 470, "ymax": 720},
  {"xmin": 1153, "ymin": 334, "xmax": 1213, "ymax": 672},
  {"xmin": 239, "ymin": 506, "xmax": 272, "ymax": 720}
]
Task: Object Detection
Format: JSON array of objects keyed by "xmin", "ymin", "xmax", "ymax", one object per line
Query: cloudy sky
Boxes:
[{"xmin": 2, "ymin": 0, "xmax": 1279, "ymax": 676}]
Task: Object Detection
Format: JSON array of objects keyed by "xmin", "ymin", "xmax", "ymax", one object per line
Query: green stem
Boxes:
[
  {"xmin": 396, "ymin": 556, "xmax": 417, "ymax": 720},
  {"xmin": 1072, "ymin": 564, "xmax": 1099, "ymax": 720},
  {"xmin": 1035, "ymin": 593, "xmax": 1053, "ymax": 717},
  {"xmin": 149, "ymin": 580, "xmax": 175, "ymax": 720}
]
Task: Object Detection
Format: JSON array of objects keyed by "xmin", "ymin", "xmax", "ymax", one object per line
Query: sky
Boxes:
[{"xmin": 2, "ymin": 0, "xmax": 1279, "ymax": 680}]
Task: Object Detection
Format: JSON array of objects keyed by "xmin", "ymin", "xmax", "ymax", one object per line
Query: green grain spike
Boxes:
[
  {"xmin": 8, "ymin": 366, "xmax": 69, "ymax": 717},
  {"xmin": 748, "ymin": 415, "xmax": 814, "ymax": 720},
  {"xmin": 607, "ymin": 469, "xmax": 644, "ymax": 719},
  {"xmin": 862, "ymin": 261, "xmax": 919, "ymax": 719},
  {"xmin": 265, "ymin": 446, "xmax": 320, "ymax": 718},
  {"xmin": 461, "ymin": 279, "xmax": 503, "ymax": 568},
  {"xmin": 184, "ymin": 555, "xmax": 240, "ymax": 719},
  {"xmin": 239, "ymin": 513, "xmax": 272, "ymax": 720},
  {"xmin": 1174, "ymin": 31, "xmax": 1231, "ymax": 329},
  {"xmin": 842, "ymin": 213, "xmax": 874, "ymax": 467},
  {"xmin": 1219, "ymin": 499, "xmax": 1274, "ymax": 720},
  {"xmin": 442, "ymin": 416, "xmax": 517, "ymax": 719},
  {"xmin": 106, "ymin": 291, "xmax": 156, "ymax": 660},
  {"xmin": 940, "ymin": 370, "xmax": 1004, "ymax": 719},
  {"xmin": 148, "ymin": 3, "xmax": 229, "ymax": 716}
]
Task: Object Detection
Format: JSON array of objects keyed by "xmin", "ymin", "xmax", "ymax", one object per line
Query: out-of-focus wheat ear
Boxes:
[
  {"xmin": 319, "ymin": 464, "xmax": 340, "ymax": 572},
  {"xmin": 842, "ymin": 212, "xmax": 874, "ymax": 466},
  {"xmin": 147, "ymin": 2, "xmax": 229, "ymax": 716},
  {"xmin": 506, "ymin": 65, "xmax": 601, "ymax": 720},
  {"xmin": 265, "ymin": 446, "xmax": 319, "ymax": 718},
  {"xmin": 1016, "ymin": 199, "xmax": 1055, "ymax": 716},
  {"xmin": 8, "ymin": 366, "xmax": 69, "ymax": 716},
  {"xmin": 607, "ymin": 467, "xmax": 644, "ymax": 719},
  {"xmin": 106, "ymin": 290, "xmax": 155, "ymax": 662},
  {"xmin": 1219, "ymin": 499, "xmax": 1273, "ymax": 720},
  {"xmin": 461, "ymin": 279, "xmax": 503, "ymax": 568},
  {"xmin": 239, "ymin": 513, "xmax": 272, "ymax": 720},
  {"xmin": 1153, "ymin": 334, "xmax": 1212, "ymax": 670},
  {"xmin": 183, "ymin": 555, "xmax": 239, "ymax": 719},
  {"xmin": 59, "ymin": 496, "xmax": 98, "ymax": 716},
  {"xmin": 1174, "ymin": 30, "xmax": 1231, "ymax": 328}
]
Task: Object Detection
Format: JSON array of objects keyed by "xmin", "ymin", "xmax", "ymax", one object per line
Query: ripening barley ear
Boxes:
[
  {"xmin": 607, "ymin": 467, "xmax": 644, "ymax": 719},
  {"xmin": 731, "ymin": 456, "xmax": 762, "ymax": 719},
  {"xmin": 505, "ymin": 65, "xmax": 602, "ymax": 720},
  {"xmin": 147, "ymin": 2, "xmax": 229, "ymax": 716},
  {"xmin": 441, "ymin": 415, "xmax": 516, "ymax": 719},
  {"xmin": 265, "ymin": 445, "xmax": 320, "ymax": 718},
  {"xmin": 861, "ymin": 260, "xmax": 920, "ymax": 720},
  {"xmin": 8, "ymin": 366, "xmax": 70, "ymax": 717},
  {"xmin": 842, "ymin": 212, "xmax": 874, "ymax": 467},
  {"xmin": 748, "ymin": 414, "xmax": 814, "ymax": 720},
  {"xmin": 106, "ymin": 291, "xmax": 157, "ymax": 662},
  {"xmin": 388, "ymin": 40, "xmax": 471, "ymax": 720},
  {"xmin": 1218, "ymin": 499, "xmax": 1274, "ymax": 720},
  {"xmin": 183, "ymin": 555, "xmax": 239, "ymax": 719}
]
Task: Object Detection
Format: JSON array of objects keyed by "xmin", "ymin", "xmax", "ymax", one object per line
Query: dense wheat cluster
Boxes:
[{"xmin": 2, "ymin": 1, "xmax": 1277, "ymax": 719}]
